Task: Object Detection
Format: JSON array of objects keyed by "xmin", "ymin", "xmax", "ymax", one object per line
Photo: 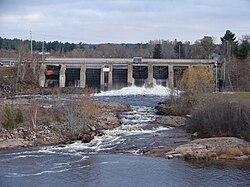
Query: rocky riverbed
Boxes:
[
  {"xmin": 0, "ymin": 97, "xmax": 128, "ymax": 149},
  {"xmin": 1, "ymin": 95, "xmax": 250, "ymax": 162}
]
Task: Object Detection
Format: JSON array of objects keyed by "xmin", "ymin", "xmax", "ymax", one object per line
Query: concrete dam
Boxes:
[{"xmin": 39, "ymin": 57, "xmax": 214, "ymax": 90}]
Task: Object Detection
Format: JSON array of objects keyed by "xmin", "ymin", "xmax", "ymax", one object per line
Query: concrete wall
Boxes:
[{"xmin": 39, "ymin": 58, "xmax": 213, "ymax": 90}]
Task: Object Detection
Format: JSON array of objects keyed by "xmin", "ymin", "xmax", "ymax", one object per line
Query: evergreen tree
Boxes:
[
  {"xmin": 221, "ymin": 30, "xmax": 238, "ymax": 57},
  {"xmin": 3, "ymin": 105, "xmax": 14, "ymax": 131},
  {"xmin": 235, "ymin": 40, "xmax": 250, "ymax": 59},
  {"xmin": 174, "ymin": 41, "xmax": 184, "ymax": 59},
  {"xmin": 15, "ymin": 107, "xmax": 24, "ymax": 124},
  {"xmin": 153, "ymin": 44, "xmax": 162, "ymax": 59},
  {"xmin": 221, "ymin": 30, "xmax": 237, "ymax": 43}
]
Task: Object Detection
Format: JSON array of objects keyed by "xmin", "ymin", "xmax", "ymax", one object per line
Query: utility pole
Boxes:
[
  {"xmin": 42, "ymin": 39, "xmax": 45, "ymax": 61},
  {"xmin": 215, "ymin": 61, "xmax": 218, "ymax": 92},
  {"xmin": 178, "ymin": 44, "xmax": 181, "ymax": 59},
  {"xmin": 30, "ymin": 30, "xmax": 33, "ymax": 55}
]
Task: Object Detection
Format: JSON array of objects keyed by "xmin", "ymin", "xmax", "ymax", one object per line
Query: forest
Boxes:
[{"xmin": 0, "ymin": 30, "xmax": 249, "ymax": 60}]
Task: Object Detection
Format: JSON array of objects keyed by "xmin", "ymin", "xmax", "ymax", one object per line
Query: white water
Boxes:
[
  {"xmin": 43, "ymin": 104, "xmax": 171, "ymax": 154},
  {"xmin": 94, "ymin": 85, "xmax": 173, "ymax": 96},
  {"xmin": 1, "ymin": 93, "xmax": 250, "ymax": 187}
]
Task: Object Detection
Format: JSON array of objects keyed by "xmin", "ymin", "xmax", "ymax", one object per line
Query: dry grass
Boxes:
[
  {"xmin": 224, "ymin": 147, "xmax": 244, "ymax": 157},
  {"xmin": 222, "ymin": 146, "xmax": 250, "ymax": 159},
  {"xmin": 241, "ymin": 146, "xmax": 250, "ymax": 155}
]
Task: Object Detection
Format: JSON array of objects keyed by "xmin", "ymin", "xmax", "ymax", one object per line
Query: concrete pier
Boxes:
[
  {"xmin": 100, "ymin": 64, "xmax": 105, "ymax": 90},
  {"xmin": 39, "ymin": 63, "xmax": 46, "ymax": 87},
  {"xmin": 168, "ymin": 65, "xmax": 174, "ymax": 89},
  {"xmin": 59, "ymin": 64, "xmax": 66, "ymax": 87},
  {"xmin": 108, "ymin": 64, "xmax": 113, "ymax": 90},
  {"xmin": 80, "ymin": 64, "xmax": 86, "ymax": 88},
  {"xmin": 147, "ymin": 64, "xmax": 153, "ymax": 87},
  {"xmin": 127, "ymin": 64, "xmax": 133, "ymax": 86}
]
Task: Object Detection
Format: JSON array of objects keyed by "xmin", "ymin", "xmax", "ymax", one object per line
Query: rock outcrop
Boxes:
[{"xmin": 166, "ymin": 137, "xmax": 250, "ymax": 161}]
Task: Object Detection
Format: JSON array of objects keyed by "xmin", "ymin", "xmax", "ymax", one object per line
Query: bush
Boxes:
[
  {"xmin": 15, "ymin": 107, "xmax": 24, "ymax": 124},
  {"xmin": 187, "ymin": 96, "xmax": 250, "ymax": 141},
  {"xmin": 62, "ymin": 97, "xmax": 98, "ymax": 139},
  {"xmin": 3, "ymin": 105, "xmax": 14, "ymax": 131}
]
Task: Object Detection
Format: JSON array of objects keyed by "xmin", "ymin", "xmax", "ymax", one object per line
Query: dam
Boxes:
[{"xmin": 39, "ymin": 57, "xmax": 214, "ymax": 90}]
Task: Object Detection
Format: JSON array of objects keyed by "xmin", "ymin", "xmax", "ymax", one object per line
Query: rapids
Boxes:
[{"xmin": 0, "ymin": 85, "xmax": 250, "ymax": 187}]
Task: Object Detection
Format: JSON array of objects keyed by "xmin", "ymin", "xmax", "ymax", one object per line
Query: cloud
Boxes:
[
  {"xmin": 1, "ymin": 13, "xmax": 42, "ymax": 22},
  {"xmin": 0, "ymin": 0, "xmax": 250, "ymax": 43}
]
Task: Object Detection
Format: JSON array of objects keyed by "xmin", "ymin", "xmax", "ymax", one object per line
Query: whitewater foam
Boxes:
[{"xmin": 94, "ymin": 85, "xmax": 173, "ymax": 96}]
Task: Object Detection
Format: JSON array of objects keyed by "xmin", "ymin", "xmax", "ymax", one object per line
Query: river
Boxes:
[{"xmin": 0, "ymin": 85, "xmax": 250, "ymax": 187}]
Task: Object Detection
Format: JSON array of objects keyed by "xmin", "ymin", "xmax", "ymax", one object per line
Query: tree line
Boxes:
[{"xmin": 0, "ymin": 30, "xmax": 249, "ymax": 60}]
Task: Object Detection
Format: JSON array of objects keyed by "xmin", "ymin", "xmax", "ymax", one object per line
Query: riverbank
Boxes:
[
  {"xmin": 1, "ymin": 93, "xmax": 249, "ymax": 162},
  {"xmin": 151, "ymin": 97, "xmax": 250, "ymax": 161},
  {"xmin": 0, "ymin": 96, "xmax": 128, "ymax": 149}
]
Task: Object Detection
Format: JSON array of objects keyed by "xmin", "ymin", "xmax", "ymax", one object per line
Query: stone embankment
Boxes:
[{"xmin": 154, "ymin": 101, "xmax": 250, "ymax": 161}]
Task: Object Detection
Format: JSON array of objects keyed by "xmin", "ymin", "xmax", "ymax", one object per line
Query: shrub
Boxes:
[
  {"xmin": 187, "ymin": 96, "xmax": 250, "ymax": 141},
  {"xmin": 15, "ymin": 107, "xmax": 24, "ymax": 124},
  {"xmin": 63, "ymin": 97, "xmax": 98, "ymax": 139},
  {"xmin": 3, "ymin": 105, "xmax": 14, "ymax": 131}
]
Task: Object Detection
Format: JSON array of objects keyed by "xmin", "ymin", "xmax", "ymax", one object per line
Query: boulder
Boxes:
[
  {"xmin": 156, "ymin": 115, "xmax": 187, "ymax": 127},
  {"xmin": 167, "ymin": 137, "xmax": 250, "ymax": 160},
  {"xmin": 82, "ymin": 134, "xmax": 93, "ymax": 143}
]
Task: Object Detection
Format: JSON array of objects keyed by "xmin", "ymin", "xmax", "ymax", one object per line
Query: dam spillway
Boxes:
[{"xmin": 38, "ymin": 57, "xmax": 214, "ymax": 90}]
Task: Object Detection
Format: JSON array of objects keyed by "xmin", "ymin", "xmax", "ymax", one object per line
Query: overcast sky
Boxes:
[{"xmin": 0, "ymin": 0, "xmax": 249, "ymax": 44}]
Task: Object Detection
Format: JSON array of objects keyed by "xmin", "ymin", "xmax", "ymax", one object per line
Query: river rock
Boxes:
[
  {"xmin": 155, "ymin": 100, "xmax": 189, "ymax": 116},
  {"xmin": 0, "ymin": 138, "xmax": 29, "ymax": 149},
  {"xmin": 156, "ymin": 115, "xmax": 187, "ymax": 127},
  {"xmin": 168, "ymin": 137, "xmax": 250, "ymax": 160},
  {"xmin": 155, "ymin": 104, "xmax": 174, "ymax": 115},
  {"xmin": 81, "ymin": 133, "xmax": 94, "ymax": 143}
]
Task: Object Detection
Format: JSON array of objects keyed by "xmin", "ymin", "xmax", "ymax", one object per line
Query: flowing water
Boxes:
[{"xmin": 0, "ymin": 85, "xmax": 250, "ymax": 187}]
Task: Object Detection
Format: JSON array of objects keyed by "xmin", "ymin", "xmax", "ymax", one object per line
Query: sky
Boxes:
[{"xmin": 0, "ymin": 0, "xmax": 249, "ymax": 44}]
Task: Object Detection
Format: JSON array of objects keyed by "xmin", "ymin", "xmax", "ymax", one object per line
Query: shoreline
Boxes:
[
  {"xmin": 1, "ymin": 95, "xmax": 249, "ymax": 162},
  {"xmin": 150, "ymin": 101, "xmax": 250, "ymax": 161},
  {"xmin": 0, "ymin": 96, "xmax": 128, "ymax": 150}
]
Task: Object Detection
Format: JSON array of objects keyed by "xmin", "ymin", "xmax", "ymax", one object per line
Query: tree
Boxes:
[
  {"xmin": 200, "ymin": 36, "xmax": 214, "ymax": 56},
  {"xmin": 190, "ymin": 36, "xmax": 215, "ymax": 59},
  {"xmin": 235, "ymin": 40, "xmax": 250, "ymax": 59},
  {"xmin": 153, "ymin": 44, "xmax": 162, "ymax": 59},
  {"xmin": 16, "ymin": 41, "xmax": 29, "ymax": 83},
  {"xmin": 221, "ymin": 30, "xmax": 237, "ymax": 43},
  {"xmin": 220, "ymin": 30, "xmax": 238, "ymax": 57},
  {"xmin": 161, "ymin": 40, "xmax": 176, "ymax": 59},
  {"xmin": 179, "ymin": 66, "xmax": 214, "ymax": 105},
  {"xmin": 174, "ymin": 41, "xmax": 184, "ymax": 59}
]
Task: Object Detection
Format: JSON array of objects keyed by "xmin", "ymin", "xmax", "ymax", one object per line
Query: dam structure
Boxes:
[{"xmin": 39, "ymin": 57, "xmax": 214, "ymax": 90}]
